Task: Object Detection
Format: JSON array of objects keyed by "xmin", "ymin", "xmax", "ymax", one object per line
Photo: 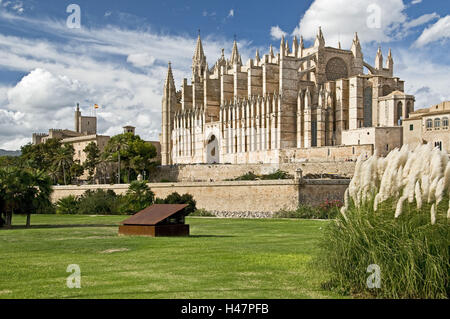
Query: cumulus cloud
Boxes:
[
  {"xmin": 395, "ymin": 49, "xmax": 450, "ymax": 109},
  {"xmin": 270, "ymin": 26, "xmax": 287, "ymax": 40},
  {"xmin": 126, "ymin": 53, "xmax": 156, "ymax": 68},
  {"xmin": 292, "ymin": 0, "xmax": 407, "ymax": 46},
  {"xmin": 7, "ymin": 68, "xmax": 87, "ymax": 111},
  {"xmin": 414, "ymin": 15, "xmax": 450, "ymax": 47}
]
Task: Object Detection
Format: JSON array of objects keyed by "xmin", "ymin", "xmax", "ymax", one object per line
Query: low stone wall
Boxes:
[
  {"xmin": 52, "ymin": 179, "xmax": 350, "ymax": 215},
  {"xmin": 150, "ymin": 161, "xmax": 356, "ymax": 182}
]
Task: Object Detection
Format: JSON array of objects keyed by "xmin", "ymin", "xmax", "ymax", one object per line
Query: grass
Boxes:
[{"xmin": 0, "ymin": 215, "xmax": 344, "ymax": 299}]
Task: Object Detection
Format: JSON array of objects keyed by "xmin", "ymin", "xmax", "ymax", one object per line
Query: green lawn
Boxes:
[{"xmin": 0, "ymin": 215, "xmax": 345, "ymax": 299}]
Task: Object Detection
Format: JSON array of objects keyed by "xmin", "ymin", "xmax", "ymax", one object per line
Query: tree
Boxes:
[
  {"xmin": 156, "ymin": 192, "xmax": 196, "ymax": 215},
  {"xmin": 53, "ymin": 144, "xmax": 74, "ymax": 185},
  {"xmin": 0, "ymin": 167, "xmax": 53, "ymax": 227},
  {"xmin": 56, "ymin": 195, "xmax": 79, "ymax": 215},
  {"xmin": 103, "ymin": 134, "xmax": 129, "ymax": 184},
  {"xmin": 70, "ymin": 161, "xmax": 84, "ymax": 185},
  {"xmin": 103, "ymin": 133, "xmax": 157, "ymax": 183},
  {"xmin": 83, "ymin": 142, "xmax": 100, "ymax": 183},
  {"xmin": 121, "ymin": 181, "xmax": 155, "ymax": 214},
  {"xmin": 97, "ymin": 155, "xmax": 111, "ymax": 184},
  {"xmin": 25, "ymin": 169, "xmax": 53, "ymax": 226},
  {"xmin": 21, "ymin": 139, "xmax": 61, "ymax": 172},
  {"xmin": 0, "ymin": 156, "xmax": 21, "ymax": 169}
]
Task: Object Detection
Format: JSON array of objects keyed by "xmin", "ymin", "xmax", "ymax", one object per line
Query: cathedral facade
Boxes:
[{"xmin": 161, "ymin": 28, "xmax": 415, "ymax": 165}]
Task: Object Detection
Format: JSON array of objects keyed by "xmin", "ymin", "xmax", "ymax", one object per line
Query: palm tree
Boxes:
[
  {"xmin": 27, "ymin": 169, "xmax": 53, "ymax": 227},
  {"xmin": 105, "ymin": 135, "xmax": 128, "ymax": 184},
  {"xmin": 97, "ymin": 156, "xmax": 110, "ymax": 184},
  {"xmin": 53, "ymin": 146, "xmax": 73, "ymax": 185},
  {"xmin": 0, "ymin": 167, "xmax": 23, "ymax": 227},
  {"xmin": 47, "ymin": 165, "xmax": 59, "ymax": 185}
]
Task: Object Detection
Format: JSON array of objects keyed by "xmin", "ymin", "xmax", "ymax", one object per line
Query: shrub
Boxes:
[
  {"xmin": 56, "ymin": 195, "xmax": 79, "ymax": 215},
  {"xmin": 317, "ymin": 199, "xmax": 342, "ymax": 219},
  {"xmin": 235, "ymin": 171, "xmax": 258, "ymax": 181},
  {"xmin": 156, "ymin": 192, "xmax": 197, "ymax": 215},
  {"xmin": 319, "ymin": 144, "xmax": 450, "ymax": 298},
  {"xmin": 77, "ymin": 189, "xmax": 119, "ymax": 215},
  {"xmin": 274, "ymin": 201, "xmax": 341, "ymax": 219},
  {"xmin": 190, "ymin": 209, "xmax": 215, "ymax": 217},
  {"xmin": 119, "ymin": 181, "xmax": 155, "ymax": 215},
  {"xmin": 261, "ymin": 170, "xmax": 293, "ymax": 180},
  {"xmin": 318, "ymin": 198, "xmax": 449, "ymax": 298},
  {"xmin": 233, "ymin": 170, "xmax": 293, "ymax": 181}
]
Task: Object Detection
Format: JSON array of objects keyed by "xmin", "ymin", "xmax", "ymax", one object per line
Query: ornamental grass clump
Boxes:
[{"xmin": 318, "ymin": 144, "xmax": 450, "ymax": 298}]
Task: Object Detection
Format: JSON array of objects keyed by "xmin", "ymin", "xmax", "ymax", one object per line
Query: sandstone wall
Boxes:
[
  {"xmin": 52, "ymin": 179, "xmax": 350, "ymax": 214},
  {"xmin": 150, "ymin": 161, "xmax": 356, "ymax": 182}
]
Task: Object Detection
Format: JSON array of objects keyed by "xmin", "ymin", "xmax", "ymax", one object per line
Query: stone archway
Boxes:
[{"xmin": 206, "ymin": 134, "xmax": 219, "ymax": 164}]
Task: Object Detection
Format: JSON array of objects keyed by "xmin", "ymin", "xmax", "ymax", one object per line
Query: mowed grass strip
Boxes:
[{"xmin": 0, "ymin": 215, "xmax": 344, "ymax": 299}]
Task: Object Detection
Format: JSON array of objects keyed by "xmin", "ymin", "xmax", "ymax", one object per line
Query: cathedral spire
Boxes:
[
  {"xmin": 285, "ymin": 38, "xmax": 290, "ymax": 54},
  {"xmin": 165, "ymin": 61, "xmax": 175, "ymax": 89},
  {"xmin": 314, "ymin": 26, "xmax": 325, "ymax": 48},
  {"xmin": 193, "ymin": 32, "xmax": 206, "ymax": 64},
  {"xmin": 255, "ymin": 49, "xmax": 260, "ymax": 62},
  {"xmin": 375, "ymin": 46, "xmax": 383, "ymax": 70},
  {"xmin": 298, "ymin": 36, "xmax": 304, "ymax": 58},
  {"xmin": 351, "ymin": 32, "xmax": 362, "ymax": 58},
  {"xmin": 387, "ymin": 48, "xmax": 394, "ymax": 75},
  {"xmin": 280, "ymin": 35, "xmax": 285, "ymax": 56},
  {"xmin": 292, "ymin": 36, "xmax": 299, "ymax": 57},
  {"xmin": 230, "ymin": 38, "xmax": 241, "ymax": 66},
  {"xmin": 192, "ymin": 32, "xmax": 207, "ymax": 78},
  {"xmin": 269, "ymin": 44, "xmax": 274, "ymax": 58}
]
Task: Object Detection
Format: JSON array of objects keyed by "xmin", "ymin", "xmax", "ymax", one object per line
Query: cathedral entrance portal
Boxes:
[{"xmin": 206, "ymin": 134, "xmax": 219, "ymax": 164}]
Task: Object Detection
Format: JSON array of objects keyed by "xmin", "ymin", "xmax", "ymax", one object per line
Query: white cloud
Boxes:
[
  {"xmin": 403, "ymin": 13, "xmax": 439, "ymax": 30},
  {"xmin": 292, "ymin": 0, "xmax": 407, "ymax": 46},
  {"xmin": 270, "ymin": 26, "xmax": 287, "ymax": 40},
  {"xmin": 126, "ymin": 53, "xmax": 156, "ymax": 68},
  {"xmin": 395, "ymin": 49, "xmax": 450, "ymax": 109},
  {"xmin": 2, "ymin": 0, "xmax": 24, "ymax": 14},
  {"xmin": 228, "ymin": 9, "xmax": 234, "ymax": 18},
  {"xmin": 7, "ymin": 68, "xmax": 87, "ymax": 111},
  {"xmin": 414, "ymin": 15, "xmax": 450, "ymax": 47},
  {"xmin": 411, "ymin": 0, "xmax": 422, "ymax": 4}
]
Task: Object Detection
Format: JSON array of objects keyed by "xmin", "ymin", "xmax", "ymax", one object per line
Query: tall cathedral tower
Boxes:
[
  {"xmin": 161, "ymin": 62, "xmax": 177, "ymax": 165},
  {"xmin": 192, "ymin": 33, "xmax": 207, "ymax": 81}
]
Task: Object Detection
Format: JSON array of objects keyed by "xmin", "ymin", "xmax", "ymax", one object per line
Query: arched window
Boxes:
[
  {"xmin": 434, "ymin": 118, "xmax": 441, "ymax": 129},
  {"xmin": 363, "ymin": 87, "xmax": 373, "ymax": 127},
  {"xmin": 443, "ymin": 117, "xmax": 448, "ymax": 128},
  {"xmin": 396, "ymin": 102, "xmax": 403, "ymax": 125},
  {"xmin": 426, "ymin": 119, "xmax": 433, "ymax": 130}
]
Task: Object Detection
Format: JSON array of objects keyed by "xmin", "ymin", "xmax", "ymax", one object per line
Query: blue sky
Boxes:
[{"xmin": 0, "ymin": 0, "xmax": 449, "ymax": 150}]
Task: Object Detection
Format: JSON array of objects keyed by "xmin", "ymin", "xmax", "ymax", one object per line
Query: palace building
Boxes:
[{"xmin": 160, "ymin": 28, "xmax": 415, "ymax": 165}]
